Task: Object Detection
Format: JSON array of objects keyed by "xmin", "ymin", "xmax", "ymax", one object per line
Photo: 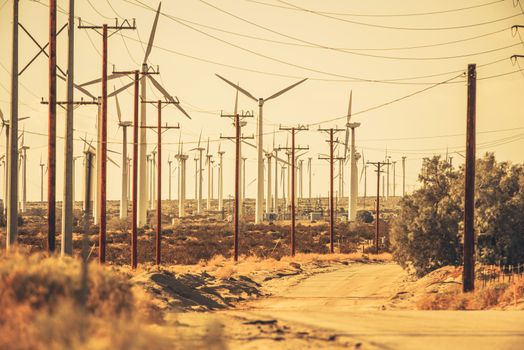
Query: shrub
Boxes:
[{"xmin": 356, "ymin": 210, "xmax": 373, "ymax": 224}]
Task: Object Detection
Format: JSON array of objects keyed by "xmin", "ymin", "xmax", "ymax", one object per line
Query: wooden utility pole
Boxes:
[
  {"xmin": 278, "ymin": 125, "xmax": 309, "ymax": 256},
  {"xmin": 113, "ymin": 67, "xmax": 159, "ymax": 268},
  {"xmin": 463, "ymin": 64, "xmax": 477, "ymax": 293},
  {"xmin": 79, "ymin": 19, "xmax": 135, "ymax": 264},
  {"xmin": 221, "ymin": 109, "xmax": 253, "ymax": 262},
  {"xmin": 41, "ymin": 98, "xmax": 98, "ymax": 255},
  {"xmin": 141, "ymin": 100, "xmax": 181, "ymax": 267},
  {"xmin": 47, "ymin": 0, "xmax": 57, "ymax": 253},
  {"xmin": 367, "ymin": 161, "xmax": 390, "ymax": 254},
  {"xmin": 319, "ymin": 127, "xmax": 345, "ymax": 253}
]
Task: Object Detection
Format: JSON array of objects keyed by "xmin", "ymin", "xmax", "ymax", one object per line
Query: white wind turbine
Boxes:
[
  {"xmin": 19, "ymin": 129, "xmax": 29, "ymax": 213},
  {"xmin": 205, "ymin": 138, "xmax": 213, "ymax": 211},
  {"xmin": 175, "ymin": 132, "xmax": 188, "ymax": 218},
  {"xmin": 344, "ymin": 91, "xmax": 360, "ymax": 221},
  {"xmin": 115, "ymin": 89, "xmax": 132, "ymax": 219},
  {"xmin": 190, "ymin": 132, "xmax": 205, "ymax": 214},
  {"xmin": 215, "ymin": 74, "xmax": 307, "ymax": 224},
  {"xmin": 217, "ymin": 143, "xmax": 225, "ymax": 213}
]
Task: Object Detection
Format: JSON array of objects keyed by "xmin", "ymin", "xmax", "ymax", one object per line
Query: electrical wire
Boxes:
[
  {"xmin": 276, "ymin": 0, "xmax": 523, "ymax": 31},
  {"xmin": 247, "ymin": 0, "xmax": 505, "ymax": 18},
  {"xmin": 124, "ymin": 0, "xmax": 521, "ymax": 85}
]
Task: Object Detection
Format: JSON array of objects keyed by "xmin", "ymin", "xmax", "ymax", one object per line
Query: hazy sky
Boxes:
[{"xmin": 0, "ymin": 0, "xmax": 523, "ymax": 202}]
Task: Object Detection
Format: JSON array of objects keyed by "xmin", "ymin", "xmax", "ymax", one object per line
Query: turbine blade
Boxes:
[
  {"xmin": 78, "ymin": 74, "xmax": 120, "ymax": 88},
  {"xmin": 265, "ymin": 78, "xmax": 307, "ymax": 102},
  {"xmin": 144, "ymin": 2, "xmax": 162, "ymax": 64},
  {"xmin": 108, "ymin": 81, "xmax": 134, "ymax": 98},
  {"xmin": 57, "ymin": 74, "xmax": 96, "ymax": 100},
  {"xmin": 0, "ymin": 109, "xmax": 3, "ymax": 123},
  {"xmin": 215, "ymin": 74, "xmax": 257, "ymax": 102},
  {"xmin": 174, "ymin": 102, "xmax": 191, "ymax": 119},
  {"xmin": 114, "ymin": 86, "xmax": 122, "ymax": 123}
]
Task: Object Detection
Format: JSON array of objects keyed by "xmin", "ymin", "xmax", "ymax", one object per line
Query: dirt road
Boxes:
[{"xmin": 230, "ymin": 263, "xmax": 524, "ymax": 349}]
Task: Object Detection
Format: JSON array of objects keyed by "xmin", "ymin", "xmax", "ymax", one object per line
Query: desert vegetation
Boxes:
[{"xmin": 391, "ymin": 153, "xmax": 524, "ymax": 276}]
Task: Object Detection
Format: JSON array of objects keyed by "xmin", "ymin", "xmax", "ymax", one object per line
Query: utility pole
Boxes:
[
  {"xmin": 46, "ymin": 0, "xmax": 57, "ymax": 253},
  {"xmin": 278, "ymin": 125, "xmax": 309, "ymax": 256},
  {"xmin": 113, "ymin": 68, "xmax": 160, "ymax": 268},
  {"xmin": 319, "ymin": 127, "xmax": 345, "ymax": 254},
  {"xmin": 141, "ymin": 100, "xmax": 181, "ymax": 267},
  {"xmin": 40, "ymin": 97, "xmax": 96, "ymax": 255},
  {"xmin": 79, "ymin": 18, "xmax": 136, "ymax": 264},
  {"xmin": 463, "ymin": 64, "xmax": 476, "ymax": 293},
  {"xmin": 402, "ymin": 156, "xmax": 406, "ymax": 196},
  {"xmin": 368, "ymin": 161, "xmax": 390, "ymax": 254},
  {"xmin": 62, "ymin": 0, "xmax": 74, "ymax": 255},
  {"xmin": 221, "ymin": 109, "xmax": 253, "ymax": 262}
]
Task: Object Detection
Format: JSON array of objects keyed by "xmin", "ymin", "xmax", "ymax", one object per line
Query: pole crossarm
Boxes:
[{"xmin": 78, "ymin": 18, "xmax": 136, "ymax": 36}]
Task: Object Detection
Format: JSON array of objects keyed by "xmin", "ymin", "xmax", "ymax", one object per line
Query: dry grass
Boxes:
[
  {"xmin": 0, "ymin": 249, "xmax": 173, "ymax": 350},
  {"xmin": 416, "ymin": 272, "xmax": 524, "ymax": 310}
]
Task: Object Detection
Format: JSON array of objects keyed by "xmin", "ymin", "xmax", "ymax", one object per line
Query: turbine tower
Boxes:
[
  {"xmin": 39, "ymin": 154, "xmax": 46, "ymax": 203},
  {"xmin": 205, "ymin": 138, "xmax": 213, "ymax": 211},
  {"xmin": 344, "ymin": 91, "xmax": 360, "ymax": 221},
  {"xmin": 265, "ymin": 152, "xmax": 272, "ymax": 214},
  {"xmin": 215, "ymin": 74, "xmax": 307, "ymax": 223},
  {"xmin": 190, "ymin": 132, "xmax": 205, "ymax": 214},
  {"xmin": 217, "ymin": 144, "xmax": 225, "ymax": 212},
  {"xmin": 115, "ymin": 90, "xmax": 131, "ymax": 219},
  {"xmin": 175, "ymin": 140, "xmax": 188, "ymax": 218},
  {"xmin": 19, "ymin": 130, "xmax": 28, "ymax": 213}
]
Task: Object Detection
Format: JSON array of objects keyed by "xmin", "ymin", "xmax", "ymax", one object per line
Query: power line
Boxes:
[
  {"xmin": 277, "ymin": 0, "xmax": 523, "ymax": 31},
  {"xmin": 124, "ymin": 0, "xmax": 522, "ymax": 85},
  {"xmin": 247, "ymin": 0, "xmax": 506, "ymax": 18}
]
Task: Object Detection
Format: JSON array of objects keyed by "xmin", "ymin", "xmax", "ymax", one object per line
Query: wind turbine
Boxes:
[
  {"xmin": 215, "ymin": 74, "xmax": 307, "ymax": 224},
  {"xmin": 79, "ymin": 3, "xmax": 190, "ymax": 226},
  {"xmin": 168, "ymin": 155, "xmax": 173, "ymax": 201},
  {"xmin": 190, "ymin": 132, "xmax": 205, "ymax": 214},
  {"xmin": 360, "ymin": 151, "xmax": 367, "ymax": 207},
  {"xmin": 115, "ymin": 89, "xmax": 132, "ymax": 219},
  {"xmin": 0, "ymin": 110, "xmax": 28, "ymax": 216},
  {"xmin": 205, "ymin": 138, "xmax": 213, "ymax": 211},
  {"xmin": 344, "ymin": 91, "xmax": 360, "ymax": 221},
  {"xmin": 175, "ymin": 133, "xmax": 188, "ymax": 217},
  {"xmin": 217, "ymin": 143, "xmax": 225, "ymax": 213},
  {"xmin": 19, "ymin": 129, "xmax": 29, "ymax": 213}
]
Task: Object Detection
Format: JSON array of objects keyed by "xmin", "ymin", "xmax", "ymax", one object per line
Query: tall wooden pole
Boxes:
[
  {"xmin": 329, "ymin": 131, "xmax": 334, "ymax": 253},
  {"xmin": 234, "ymin": 114, "xmax": 240, "ymax": 261},
  {"xmin": 463, "ymin": 64, "xmax": 476, "ymax": 292},
  {"xmin": 375, "ymin": 165, "xmax": 381, "ymax": 254},
  {"xmin": 132, "ymin": 71, "xmax": 139, "ymax": 269},
  {"xmin": 61, "ymin": 0, "xmax": 75, "ymax": 256},
  {"xmin": 156, "ymin": 101, "xmax": 162, "ymax": 266},
  {"xmin": 47, "ymin": 0, "xmax": 57, "ymax": 253},
  {"xmin": 99, "ymin": 25, "xmax": 108, "ymax": 264}
]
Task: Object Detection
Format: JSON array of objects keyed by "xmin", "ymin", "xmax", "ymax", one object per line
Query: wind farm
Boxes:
[{"xmin": 0, "ymin": 1, "xmax": 524, "ymax": 349}]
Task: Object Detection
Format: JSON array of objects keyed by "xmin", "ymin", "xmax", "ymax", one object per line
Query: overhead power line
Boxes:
[
  {"xmin": 247, "ymin": 0, "xmax": 505, "ymax": 18},
  {"xmin": 276, "ymin": 0, "xmax": 523, "ymax": 31},
  {"xmin": 124, "ymin": 0, "xmax": 523, "ymax": 85}
]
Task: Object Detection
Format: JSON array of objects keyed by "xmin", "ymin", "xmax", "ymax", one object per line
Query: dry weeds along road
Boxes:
[{"xmin": 164, "ymin": 262, "xmax": 524, "ymax": 350}]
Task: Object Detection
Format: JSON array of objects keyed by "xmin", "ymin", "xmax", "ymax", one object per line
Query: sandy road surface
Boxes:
[{"xmin": 230, "ymin": 263, "xmax": 524, "ymax": 350}]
